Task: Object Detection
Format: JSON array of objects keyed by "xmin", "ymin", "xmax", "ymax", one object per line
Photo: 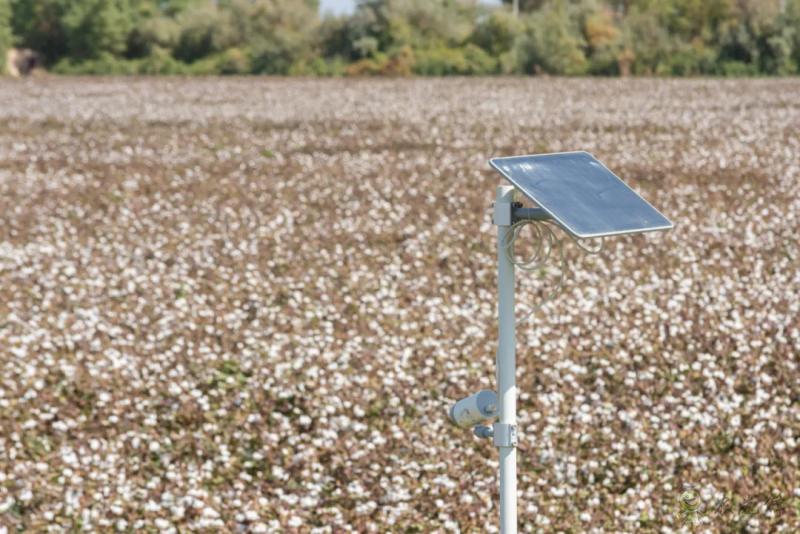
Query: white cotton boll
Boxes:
[
  {"xmin": 149, "ymin": 441, "xmax": 161, "ymax": 452},
  {"xmin": 245, "ymin": 510, "xmax": 259, "ymax": 521}
]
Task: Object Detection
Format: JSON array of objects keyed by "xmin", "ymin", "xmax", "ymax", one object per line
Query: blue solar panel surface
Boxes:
[{"xmin": 489, "ymin": 152, "xmax": 673, "ymax": 239}]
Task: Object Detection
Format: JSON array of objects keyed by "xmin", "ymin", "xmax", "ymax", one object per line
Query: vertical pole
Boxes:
[
  {"xmin": 495, "ymin": 186, "xmax": 517, "ymax": 534},
  {"xmin": 513, "ymin": 0, "xmax": 519, "ymax": 17}
]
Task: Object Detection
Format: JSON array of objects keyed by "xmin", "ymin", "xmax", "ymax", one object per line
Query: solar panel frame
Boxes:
[{"xmin": 489, "ymin": 151, "xmax": 674, "ymax": 239}]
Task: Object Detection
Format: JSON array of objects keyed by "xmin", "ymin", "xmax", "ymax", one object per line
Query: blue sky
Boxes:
[
  {"xmin": 319, "ymin": 0, "xmax": 501, "ymax": 15},
  {"xmin": 319, "ymin": 0, "xmax": 356, "ymax": 15}
]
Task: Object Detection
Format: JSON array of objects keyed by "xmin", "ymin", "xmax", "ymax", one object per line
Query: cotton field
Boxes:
[{"xmin": 0, "ymin": 78, "xmax": 799, "ymax": 534}]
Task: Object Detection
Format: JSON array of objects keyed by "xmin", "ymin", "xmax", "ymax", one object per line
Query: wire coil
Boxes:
[{"xmin": 502, "ymin": 219, "xmax": 604, "ymax": 327}]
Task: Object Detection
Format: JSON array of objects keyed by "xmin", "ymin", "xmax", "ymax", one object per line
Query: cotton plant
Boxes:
[{"xmin": 0, "ymin": 77, "xmax": 797, "ymax": 533}]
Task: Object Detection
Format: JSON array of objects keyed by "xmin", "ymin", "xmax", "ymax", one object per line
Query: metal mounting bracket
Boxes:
[
  {"xmin": 492, "ymin": 201, "xmax": 513, "ymax": 227},
  {"xmin": 492, "ymin": 423, "xmax": 518, "ymax": 448},
  {"xmin": 493, "ymin": 202, "xmax": 557, "ymax": 228}
]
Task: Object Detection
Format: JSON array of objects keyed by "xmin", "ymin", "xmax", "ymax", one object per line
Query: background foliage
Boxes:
[{"xmin": 1, "ymin": 0, "xmax": 800, "ymax": 76}]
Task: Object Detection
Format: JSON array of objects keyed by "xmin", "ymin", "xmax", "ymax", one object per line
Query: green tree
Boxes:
[
  {"xmin": 12, "ymin": 0, "xmax": 142, "ymax": 63},
  {"xmin": 383, "ymin": 0, "xmax": 475, "ymax": 49},
  {"xmin": 468, "ymin": 10, "xmax": 524, "ymax": 56},
  {"xmin": 716, "ymin": 0, "xmax": 792, "ymax": 74},
  {"xmin": 172, "ymin": 1, "xmax": 234, "ymax": 63},
  {"xmin": 657, "ymin": 0, "xmax": 732, "ymax": 40},
  {"xmin": 500, "ymin": 0, "xmax": 549, "ymax": 12},
  {"xmin": 509, "ymin": 3, "xmax": 587, "ymax": 75},
  {"xmin": 348, "ymin": 0, "xmax": 479, "ymax": 57},
  {"xmin": 11, "ymin": 0, "xmax": 70, "ymax": 63},
  {"xmin": 0, "ymin": 0, "xmax": 12, "ymax": 74},
  {"xmin": 128, "ymin": 16, "xmax": 181, "ymax": 58},
  {"xmin": 5, "ymin": 0, "xmax": 800, "ymax": 77},
  {"xmin": 620, "ymin": 7, "xmax": 673, "ymax": 74},
  {"xmin": 61, "ymin": 0, "xmax": 135, "ymax": 59},
  {"xmin": 785, "ymin": 0, "xmax": 800, "ymax": 72},
  {"xmin": 226, "ymin": 0, "xmax": 319, "ymax": 74}
]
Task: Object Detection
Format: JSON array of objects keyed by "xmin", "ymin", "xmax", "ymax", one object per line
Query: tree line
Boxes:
[{"xmin": 1, "ymin": 0, "xmax": 799, "ymax": 77}]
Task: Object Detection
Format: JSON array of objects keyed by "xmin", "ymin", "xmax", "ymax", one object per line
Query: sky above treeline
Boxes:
[{"xmin": 320, "ymin": 0, "xmax": 502, "ymax": 15}]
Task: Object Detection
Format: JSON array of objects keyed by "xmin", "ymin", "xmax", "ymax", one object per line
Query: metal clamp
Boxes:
[
  {"xmin": 492, "ymin": 201, "xmax": 513, "ymax": 227},
  {"xmin": 494, "ymin": 202, "xmax": 556, "ymax": 227},
  {"xmin": 492, "ymin": 423, "xmax": 518, "ymax": 448}
]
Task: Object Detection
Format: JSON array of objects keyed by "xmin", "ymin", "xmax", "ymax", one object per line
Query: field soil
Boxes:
[{"xmin": 0, "ymin": 78, "xmax": 799, "ymax": 533}]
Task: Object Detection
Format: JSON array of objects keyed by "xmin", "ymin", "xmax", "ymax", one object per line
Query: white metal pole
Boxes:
[{"xmin": 495, "ymin": 185, "xmax": 517, "ymax": 534}]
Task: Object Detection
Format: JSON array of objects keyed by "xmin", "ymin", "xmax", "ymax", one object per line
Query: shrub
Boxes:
[
  {"xmin": 216, "ymin": 47, "xmax": 251, "ymax": 75},
  {"xmin": 659, "ymin": 42, "xmax": 717, "ymax": 76},
  {"xmin": 139, "ymin": 46, "xmax": 189, "ymax": 75},
  {"xmin": 52, "ymin": 47, "xmax": 194, "ymax": 75},
  {"xmin": 413, "ymin": 45, "xmax": 495, "ymax": 76},
  {"xmin": 289, "ymin": 56, "xmax": 349, "ymax": 77},
  {"xmin": 463, "ymin": 43, "xmax": 497, "ymax": 75},
  {"xmin": 381, "ymin": 45, "xmax": 416, "ymax": 76},
  {"xmin": 52, "ymin": 53, "xmax": 141, "ymax": 75},
  {"xmin": 288, "ymin": 60, "xmax": 316, "ymax": 76},
  {"xmin": 719, "ymin": 60, "xmax": 759, "ymax": 77},
  {"xmin": 186, "ymin": 56, "xmax": 219, "ymax": 75},
  {"xmin": 413, "ymin": 47, "xmax": 468, "ymax": 76},
  {"xmin": 345, "ymin": 55, "xmax": 385, "ymax": 76},
  {"xmin": 324, "ymin": 56, "xmax": 347, "ymax": 76}
]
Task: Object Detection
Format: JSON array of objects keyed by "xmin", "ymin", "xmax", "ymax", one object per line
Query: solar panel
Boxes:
[{"xmin": 489, "ymin": 151, "xmax": 673, "ymax": 239}]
